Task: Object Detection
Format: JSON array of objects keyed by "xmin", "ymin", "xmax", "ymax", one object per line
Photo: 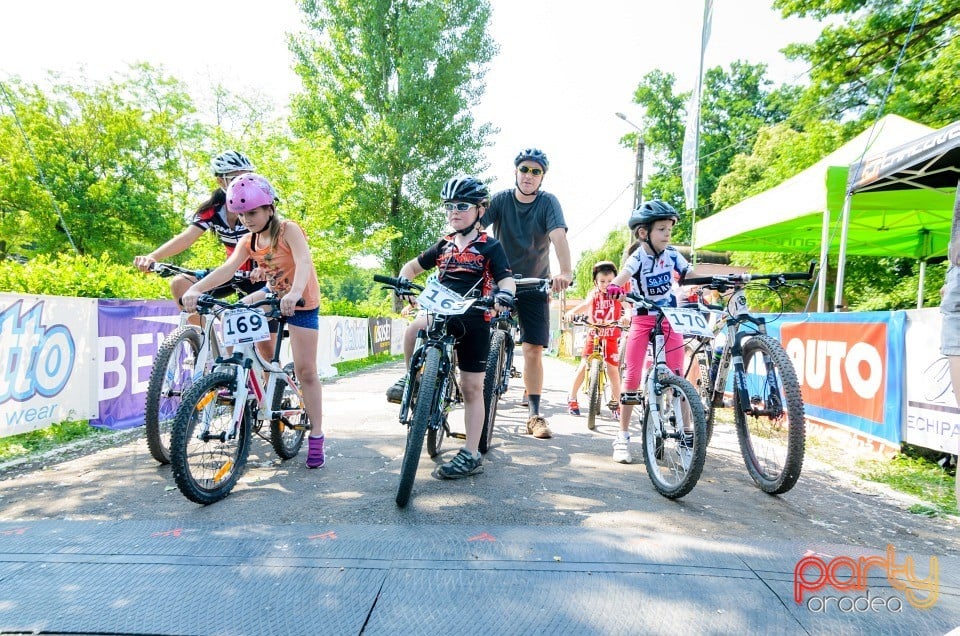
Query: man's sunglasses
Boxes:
[
  {"xmin": 517, "ymin": 165, "xmax": 544, "ymax": 176},
  {"xmin": 443, "ymin": 202, "xmax": 475, "ymax": 212}
]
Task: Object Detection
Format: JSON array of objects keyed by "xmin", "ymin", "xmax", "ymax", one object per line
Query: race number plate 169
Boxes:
[{"xmin": 222, "ymin": 308, "xmax": 271, "ymax": 345}]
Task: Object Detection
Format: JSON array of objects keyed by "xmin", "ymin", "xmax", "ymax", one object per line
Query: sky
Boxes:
[{"xmin": 2, "ymin": 0, "xmax": 823, "ymax": 267}]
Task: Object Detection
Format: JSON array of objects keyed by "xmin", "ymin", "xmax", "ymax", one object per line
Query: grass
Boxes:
[
  {"xmin": 857, "ymin": 452, "xmax": 958, "ymax": 518},
  {"xmin": 0, "ymin": 353, "xmax": 403, "ymax": 466},
  {"xmin": 0, "ymin": 420, "xmax": 112, "ymax": 463}
]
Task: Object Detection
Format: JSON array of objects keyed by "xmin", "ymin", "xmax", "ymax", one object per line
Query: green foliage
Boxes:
[
  {"xmin": 776, "ymin": 0, "xmax": 960, "ymax": 125},
  {"xmin": 859, "ymin": 450, "xmax": 958, "ymax": 517},
  {"xmin": 0, "ymin": 419, "xmax": 108, "ymax": 463},
  {"xmin": 571, "ymin": 228, "xmax": 631, "ymax": 297},
  {"xmin": 0, "ymin": 253, "xmax": 167, "ymax": 299},
  {"xmin": 289, "ymin": 0, "xmax": 497, "ymax": 276}
]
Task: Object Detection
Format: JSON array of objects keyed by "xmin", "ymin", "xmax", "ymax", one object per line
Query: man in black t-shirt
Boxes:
[{"xmin": 481, "ymin": 148, "xmax": 573, "ymax": 439}]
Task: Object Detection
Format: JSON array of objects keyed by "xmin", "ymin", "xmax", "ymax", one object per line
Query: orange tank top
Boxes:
[{"xmin": 243, "ymin": 220, "xmax": 320, "ymax": 310}]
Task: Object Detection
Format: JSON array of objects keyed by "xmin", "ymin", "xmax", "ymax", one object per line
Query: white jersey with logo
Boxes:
[{"xmin": 622, "ymin": 245, "xmax": 690, "ymax": 310}]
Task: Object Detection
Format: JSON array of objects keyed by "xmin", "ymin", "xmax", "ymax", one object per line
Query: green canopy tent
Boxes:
[{"xmin": 693, "ymin": 114, "xmax": 955, "ymax": 310}]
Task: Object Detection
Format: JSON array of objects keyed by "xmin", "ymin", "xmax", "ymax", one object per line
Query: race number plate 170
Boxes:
[
  {"xmin": 660, "ymin": 307, "xmax": 714, "ymax": 338},
  {"xmin": 222, "ymin": 308, "xmax": 271, "ymax": 345}
]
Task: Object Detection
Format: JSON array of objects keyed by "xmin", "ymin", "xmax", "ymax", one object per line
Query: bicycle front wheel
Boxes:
[
  {"xmin": 427, "ymin": 361, "xmax": 455, "ymax": 458},
  {"xmin": 735, "ymin": 334, "xmax": 805, "ymax": 495},
  {"xmin": 686, "ymin": 341, "xmax": 716, "ymax": 445},
  {"xmin": 145, "ymin": 326, "xmax": 202, "ymax": 465},
  {"xmin": 397, "ymin": 347, "xmax": 441, "ymax": 507},
  {"xmin": 586, "ymin": 357, "xmax": 602, "ymax": 431},
  {"xmin": 170, "ymin": 372, "xmax": 251, "ymax": 505},
  {"xmin": 641, "ymin": 374, "xmax": 707, "ymax": 499},
  {"xmin": 479, "ymin": 330, "xmax": 508, "ymax": 453},
  {"xmin": 270, "ymin": 363, "xmax": 307, "ymax": 459}
]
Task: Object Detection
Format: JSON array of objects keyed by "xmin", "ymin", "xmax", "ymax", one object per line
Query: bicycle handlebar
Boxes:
[
  {"xmin": 569, "ymin": 314, "xmax": 621, "ymax": 329},
  {"xmin": 149, "ymin": 262, "xmax": 252, "ymax": 284},
  {"xmin": 683, "ymin": 261, "xmax": 815, "ymax": 288},
  {"xmin": 196, "ymin": 293, "xmax": 304, "ymax": 318},
  {"xmin": 513, "ymin": 276, "xmax": 552, "ymax": 296},
  {"xmin": 374, "ymin": 274, "xmax": 498, "ymax": 310}
]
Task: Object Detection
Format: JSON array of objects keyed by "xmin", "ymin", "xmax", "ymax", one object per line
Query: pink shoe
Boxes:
[{"xmin": 306, "ymin": 435, "xmax": 325, "ymax": 469}]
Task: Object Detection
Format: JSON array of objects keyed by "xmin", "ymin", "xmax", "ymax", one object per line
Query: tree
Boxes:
[
  {"xmin": 0, "ymin": 66, "xmax": 205, "ymax": 263},
  {"xmin": 289, "ymin": 0, "xmax": 497, "ymax": 280},
  {"xmin": 776, "ymin": 0, "xmax": 960, "ymax": 125},
  {"xmin": 626, "ymin": 63, "xmax": 801, "ymax": 244}
]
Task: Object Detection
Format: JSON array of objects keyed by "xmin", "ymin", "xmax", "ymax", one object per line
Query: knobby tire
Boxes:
[
  {"xmin": 170, "ymin": 372, "xmax": 251, "ymax": 505},
  {"xmin": 735, "ymin": 334, "xmax": 805, "ymax": 495},
  {"xmin": 480, "ymin": 330, "xmax": 508, "ymax": 453},
  {"xmin": 397, "ymin": 347, "xmax": 441, "ymax": 507},
  {"xmin": 145, "ymin": 326, "xmax": 202, "ymax": 465},
  {"xmin": 586, "ymin": 357, "xmax": 602, "ymax": 431},
  {"xmin": 270, "ymin": 363, "xmax": 307, "ymax": 459},
  {"xmin": 641, "ymin": 374, "xmax": 708, "ymax": 499}
]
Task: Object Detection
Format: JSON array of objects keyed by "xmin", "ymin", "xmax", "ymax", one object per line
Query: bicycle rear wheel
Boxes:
[
  {"xmin": 145, "ymin": 326, "xmax": 202, "ymax": 465},
  {"xmin": 427, "ymin": 359, "xmax": 456, "ymax": 458},
  {"xmin": 170, "ymin": 372, "xmax": 251, "ymax": 505},
  {"xmin": 641, "ymin": 375, "xmax": 707, "ymax": 499},
  {"xmin": 685, "ymin": 340, "xmax": 716, "ymax": 445},
  {"xmin": 735, "ymin": 334, "xmax": 805, "ymax": 495},
  {"xmin": 397, "ymin": 347, "xmax": 441, "ymax": 507},
  {"xmin": 270, "ymin": 363, "xmax": 307, "ymax": 459},
  {"xmin": 480, "ymin": 330, "xmax": 508, "ymax": 453},
  {"xmin": 586, "ymin": 357, "xmax": 602, "ymax": 430}
]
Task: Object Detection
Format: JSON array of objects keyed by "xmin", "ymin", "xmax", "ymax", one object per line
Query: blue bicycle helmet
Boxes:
[{"xmin": 514, "ymin": 148, "xmax": 549, "ymax": 172}]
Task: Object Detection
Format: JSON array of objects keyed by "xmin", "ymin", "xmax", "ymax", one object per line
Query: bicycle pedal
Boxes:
[
  {"xmin": 450, "ymin": 432, "xmax": 467, "ymax": 439},
  {"xmin": 620, "ymin": 391, "xmax": 642, "ymax": 405}
]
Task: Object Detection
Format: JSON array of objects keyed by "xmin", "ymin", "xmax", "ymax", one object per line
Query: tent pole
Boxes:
[
  {"xmin": 917, "ymin": 259, "xmax": 926, "ymax": 309},
  {"xmin": 833, "ymin": 194, "xmax": 854, "ymax": 310},
  {"xmin": 818, "ymin": 208, "xmax": 830, "ymax": 312}
]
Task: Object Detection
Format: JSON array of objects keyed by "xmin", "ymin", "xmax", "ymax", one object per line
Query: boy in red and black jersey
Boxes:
[{"xmin": 388, "ymin": 176, "xmax": 516, "ymax": 480}]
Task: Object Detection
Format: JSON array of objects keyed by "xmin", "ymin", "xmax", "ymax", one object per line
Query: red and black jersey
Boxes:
[
  {"xmin": 417, "ymin": 232, "xmax": 513, "ymax": 299},
  {"xmin": 191, "ymin": 204, "xmax": 255, "ymax": 271}
]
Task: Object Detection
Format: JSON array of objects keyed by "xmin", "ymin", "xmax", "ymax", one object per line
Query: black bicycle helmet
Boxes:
[
  {"xmin": 627, "ymin": 199, "xmax": 680, "ymax": 232},
  {"xmin": 211, "ymin": 150, "xmax": 255, "ymax": 176},
  {"xmin": 440, "ymin": 176, "xmax": 489, "ymax": 203},
  {"xmin": 591, "ymin": 260, "xmax": 618, "ymax": 278},
  {"xmin": 513, "ymin": 147, "xmax": 549, "ymax": 172}
]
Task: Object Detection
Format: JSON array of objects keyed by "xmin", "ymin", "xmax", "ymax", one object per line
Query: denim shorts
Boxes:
[
  {"xmin": 286, "ymin": 307, "xmax": 319, "ymax": 330},
  {"xmin": 942, "ymin": 267, "xmax": 960, "ymax": 355}
]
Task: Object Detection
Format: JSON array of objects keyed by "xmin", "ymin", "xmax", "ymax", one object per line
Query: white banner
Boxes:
[
  {"xmin": 325, "ymin": 316, "xmax": 369, "ymax": 363},
  {"xmin": 391, "ymin": 319, "xmax": 408, "ymax": 356},
  {"xmin": 903, "ymin": 308, "xmax": 960, "ymax": 454},
  {"xmin": 0, "ymin": 293, "xmax": 99, "ymax": 436},
  {"xmin": 681, "ymin": 0, "xmax": 714, "ymax": 213}
]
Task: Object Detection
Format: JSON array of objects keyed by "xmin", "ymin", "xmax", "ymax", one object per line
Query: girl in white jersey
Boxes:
[{"xmin": 605, "ymin": 200, "xmax": 692, "ymax": 464}]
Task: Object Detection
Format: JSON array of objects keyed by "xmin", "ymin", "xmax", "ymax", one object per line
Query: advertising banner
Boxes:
[
  {"xmin": 92, "ymin": 299, "xmax": 180, "ymax": 430},
  {"xmin": 0, "ymin": 293, "xmax": 99, "ymax": 437},
  {"xmin": 903, "ymin": 309, "xmax": 960, "ymax": 454},
  {"xmin": 369, "ymin": 317, "xmax": 392, "ymax": 356},
  {"xmin": 390, "ymin": 319, "xmax": 408, "ymax": 356},
  {"xmin": 325, "ymin": 316, "xmax": 369, "ymax": 363},
  {"xmin": 770, "ymin": 311, "xmax": 906, "ymax": 445}
]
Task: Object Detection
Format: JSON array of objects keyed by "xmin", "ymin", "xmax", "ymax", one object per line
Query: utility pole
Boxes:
[{"xmin": 616, "ymin": 112, "xmax": 644, "ymax": 209}]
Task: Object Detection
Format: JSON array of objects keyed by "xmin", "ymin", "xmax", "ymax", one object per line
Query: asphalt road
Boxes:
[{"xmin": 1, "ymin": 354, "xmax": 957, "ymax": 560}]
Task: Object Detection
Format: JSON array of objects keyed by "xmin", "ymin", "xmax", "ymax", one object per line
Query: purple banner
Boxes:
[{"xmin": 91, "ymin": 299, "xmax": 180, "ymax": 430}]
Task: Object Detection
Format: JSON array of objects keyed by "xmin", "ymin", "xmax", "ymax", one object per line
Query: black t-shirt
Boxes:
[
  {"xmin": 191, "ymin": 204, "xmax": 256, "ymax": 271},
  {"xmin": 481, "ymin": 189, "xmax": 567, "ymax": 278},
  {"xmin": 417, "ymin": 232, "xmax": 513, "ymax": 298}
]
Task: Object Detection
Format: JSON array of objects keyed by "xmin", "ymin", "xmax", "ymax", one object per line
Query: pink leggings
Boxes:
[{"xmin": 622, "ymin": 314, "xmax": 685, "ymax": 391}]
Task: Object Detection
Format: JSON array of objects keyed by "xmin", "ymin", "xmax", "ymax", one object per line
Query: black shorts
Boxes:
[
  {"xmin": 446, "ymin": 311, "xmax": 491, "ymax": 373},
  {"xmin": 515, "ymin": 288, "xmax": 550, "ymax": 347}
]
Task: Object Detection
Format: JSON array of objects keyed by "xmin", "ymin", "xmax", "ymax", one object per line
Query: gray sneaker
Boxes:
[
  {"xmin": 436, "ymin": 448, "xmax": 484, "ymax": 479},
  {"xmin": 386, "ymin": 376, "xmax": 406, "ymax": 404}
]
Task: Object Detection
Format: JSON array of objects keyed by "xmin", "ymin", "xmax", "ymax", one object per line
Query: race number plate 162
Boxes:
[{"xmin": 223, "ymin": 308, "xmax": 271, "ymax": 345}]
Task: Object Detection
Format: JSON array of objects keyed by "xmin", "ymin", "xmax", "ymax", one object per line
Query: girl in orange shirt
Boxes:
[{"xmin": 181, "ymin": 173, "xmax": 326, "ymax": 469}]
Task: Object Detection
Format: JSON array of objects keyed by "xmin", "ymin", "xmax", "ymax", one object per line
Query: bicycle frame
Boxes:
[{"xmin": 195, "ymin": 298, "xmax": 303, "ymax": 441}]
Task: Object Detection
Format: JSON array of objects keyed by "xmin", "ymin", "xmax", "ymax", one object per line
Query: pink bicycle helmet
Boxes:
[{"xmin": 226, "ymin": 173, "xmax": 276, "ymax": 214}]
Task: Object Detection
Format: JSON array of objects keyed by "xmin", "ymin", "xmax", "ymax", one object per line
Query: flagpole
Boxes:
[{"xmin": 682, "ymin": 0, "xmax": 713, "ymax": 267}]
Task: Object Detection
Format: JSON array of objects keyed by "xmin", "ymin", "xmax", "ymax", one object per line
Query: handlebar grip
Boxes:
[{"xmin": 373, "ymin": 274, "xmax": 397, "ymax": 286}]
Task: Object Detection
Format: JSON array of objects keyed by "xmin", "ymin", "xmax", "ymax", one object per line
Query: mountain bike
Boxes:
[
  {"xmin": 570, "ymin": 315, "xmax": 622, "ymax": 431},
  {"xmin": 682, "ymin": 265, "xmax": 813, "ymax": 494},
  {"xmin": 374, "ymin": 274, "xmax": 496, "ymax": 508},
  {"xmin": 169, "ymin": 294, "xmax": 308, "ymax": 505},
  {"xmin": 619, "ymin": 291, "xmax": 709, "ymax": 499},
  {"xmin": 142, "ymin": 262, "xmax": 251, "ymax": 465},
  {"xmin": 480, "ymin": 277, "xmax": 550, "ymax": 453}
]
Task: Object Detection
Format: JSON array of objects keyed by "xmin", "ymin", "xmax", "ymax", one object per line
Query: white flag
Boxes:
[{"xmin": 682, "ymin": 0, "xmax": 714, "ymax": 213}]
